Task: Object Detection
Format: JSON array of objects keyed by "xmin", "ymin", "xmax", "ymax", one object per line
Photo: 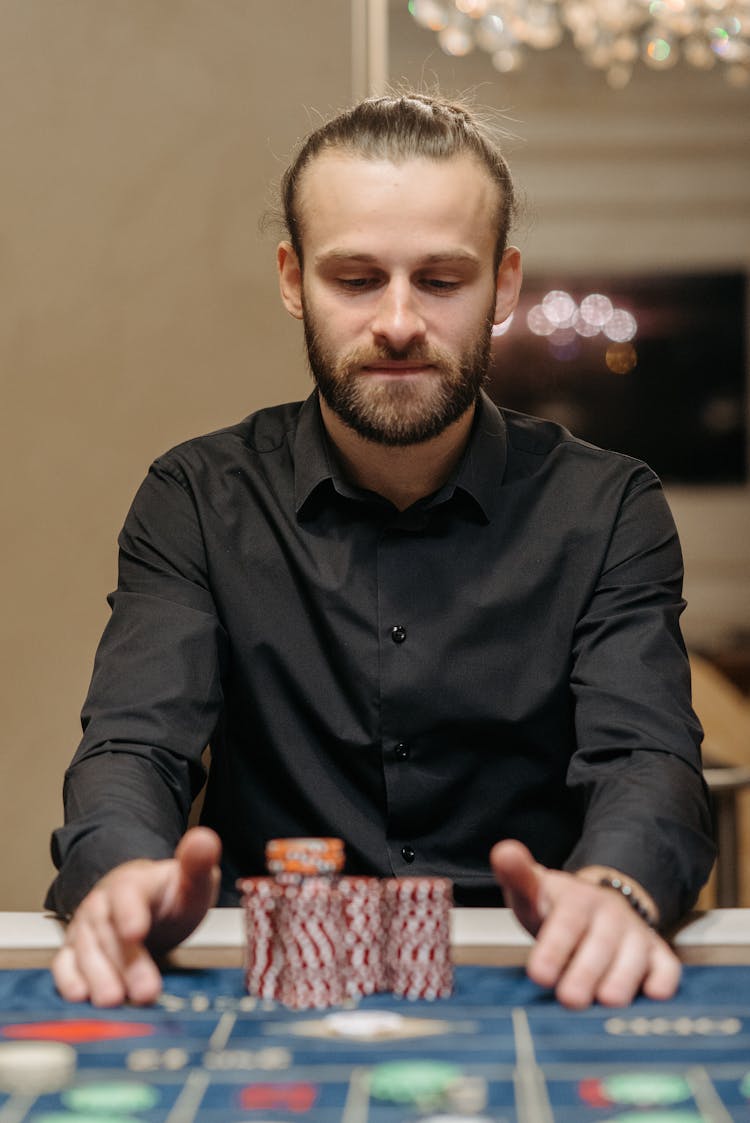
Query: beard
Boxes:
[{"xmin": 302, "ymin": 303, "xmax": 495, "ymax": 448}]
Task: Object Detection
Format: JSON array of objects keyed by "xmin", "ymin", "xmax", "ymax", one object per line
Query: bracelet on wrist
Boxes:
[{"xmin": 598, "ymin": 876, "xmax": 657, "ymax": 930}]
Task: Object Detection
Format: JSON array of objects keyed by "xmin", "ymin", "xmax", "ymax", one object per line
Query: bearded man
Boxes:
[{"xmin": 47, "ymin": 92, "xmax": 714, "ymax": 1011}]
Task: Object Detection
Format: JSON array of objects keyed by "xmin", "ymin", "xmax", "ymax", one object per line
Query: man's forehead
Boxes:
[
  {"xmin": 298, "ymin": 148, "xmax": 496, "ymax": 194},
  {"xmin": 295, "ymin": 150, "xmax": 500, "ymax": 248}
]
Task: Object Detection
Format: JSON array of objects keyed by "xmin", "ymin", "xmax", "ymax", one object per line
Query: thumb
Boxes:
[
  {"xmin": 175, "ymin": 827, "xmax": 222, "ymax": 886},
  {"xmin": 174, "ymin": 827, "xmax": 222, "ymax": 914},
  {"xmin": 149, "ymin": 828, "xmax": 222, "ymax": 953},
  {"xmin": 490, "ymin": 839, "xmax": 547, "ymax": 936}
]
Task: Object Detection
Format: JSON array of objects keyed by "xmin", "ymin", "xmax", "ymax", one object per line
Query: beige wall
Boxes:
[
  {"xmin": 1, "ymin": 1, "xmax": 748, "ymax": 910},
  {"xmin": 0, "ymin": 0, "xmax": 352, "ymax": 908}
]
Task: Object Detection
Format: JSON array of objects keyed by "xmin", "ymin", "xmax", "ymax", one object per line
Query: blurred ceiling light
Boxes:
[
  {"xmin": 408, "ymin": 0, "xmax": 750, "ymax": 86},
  {"xmin": 528, "ymin": 290, "xmax": 638, "ymax": 340},
  {"xmin": 521, "ymin": 288, "xmax": 639, "ymax": 370}
]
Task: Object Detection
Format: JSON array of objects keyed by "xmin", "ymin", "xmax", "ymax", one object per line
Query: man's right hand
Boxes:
[{"xmin": 51, "ymin": 826, "xmax": 222, "ymax": 1007}]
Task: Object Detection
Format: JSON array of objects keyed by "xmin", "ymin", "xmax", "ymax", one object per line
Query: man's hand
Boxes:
[
  {"xmin": 490, "ymin": 839, "xmax": 681, "ymax": 1009},
  {"xmin": 51, "ymin": 827, "xmax": 221, "ymax": 1008}
]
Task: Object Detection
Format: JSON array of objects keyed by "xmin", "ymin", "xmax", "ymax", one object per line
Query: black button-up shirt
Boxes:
[{"xmin": 47, "ymin": 392, "xmax": 714, "ymax": 924}]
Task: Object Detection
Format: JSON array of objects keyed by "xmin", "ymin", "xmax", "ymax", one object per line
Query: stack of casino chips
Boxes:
[
  {"xmin": 337, "ymin": 876, "xmax": 388, "ymax": 998},
  {"xmin": 238, "ymin": 875, "xmax": 281, "ymax": 1000},
  {"xmin": 384, "ymin": 877, "xmax": 453, "ymax": 1000},
  {"xmin": 237, "ymin": 839, "xmax": 453, "ymax": 1009}
]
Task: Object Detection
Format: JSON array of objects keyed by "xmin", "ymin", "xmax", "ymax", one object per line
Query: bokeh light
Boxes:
[
  {"xmin": 516, "ymin": 288, "xmax": 639, "ymax": 370},
  {"xmin": 574, "ymin": 309, "xmax": 602, "ymax": 337},
  {"xmin": 542, "ymin": 290, "xmax": 577, "ymax": 327},
  {"xmin": 408, "ymin": 0, "xmax": 450, "ymax": 32},
  {"xmin": 604, "ymin": 309, "xmax": 638, "ymax": 342},
  {"xmin": 580, "ymin": 293, "xmax": 614, "ymax": 327},
  {"xmin": 527, "ymin": 304, "xmax": 558, "ymax": 336},
  {"xmin": 438, "ymin": 23, "xmax": 475, "ymax": 53},
  {"xmin": 644, "ymin": 32, "xmax": 678, "ymax": 66},
  {"xmin": 605, "ymin": 342, "xmax": 638, "ymax": 374},
  {"xmin": 455, "ymin": 0, "xmax": 490, "ymax": 15},
  {"xmin": 409, "ymin": 0, "xmax": 750, "ymax": 85}
]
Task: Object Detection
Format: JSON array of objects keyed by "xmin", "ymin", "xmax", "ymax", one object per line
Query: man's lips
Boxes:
[{"xmin": 360, "ymin": 362, "xmax": 436, "ymax": 375}]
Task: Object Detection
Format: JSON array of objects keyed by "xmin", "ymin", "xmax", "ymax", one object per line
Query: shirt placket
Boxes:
[{"xmin": 376, "ymin": 513, "xmax": 430, "ymax": 875}]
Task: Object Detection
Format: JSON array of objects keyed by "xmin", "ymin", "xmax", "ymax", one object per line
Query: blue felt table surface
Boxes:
[{"xmin": 0, "ymin": 963, "xmax": 748, "ymax": 1013}]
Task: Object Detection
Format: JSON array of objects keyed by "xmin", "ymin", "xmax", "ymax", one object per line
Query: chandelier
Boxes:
[{"xmin": 407, "ymin": 0, "xmax": 750, "ymax": 87}]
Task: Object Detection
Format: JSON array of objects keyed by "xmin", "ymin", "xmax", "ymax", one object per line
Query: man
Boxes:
[{"xmin": 47, "ymin": 93, "xmax": 714, "ymax": 1012}]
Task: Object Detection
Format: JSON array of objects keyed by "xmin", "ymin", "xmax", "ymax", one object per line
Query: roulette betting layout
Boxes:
[{"xmin": 0, "ymin": 964, "xmax": 749, "ymax": 1122}]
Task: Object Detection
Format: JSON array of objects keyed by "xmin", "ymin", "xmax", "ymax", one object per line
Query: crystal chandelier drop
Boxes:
[{"xmin": 407, "ymin": 0, "xmax": 750, "ymax": 87}]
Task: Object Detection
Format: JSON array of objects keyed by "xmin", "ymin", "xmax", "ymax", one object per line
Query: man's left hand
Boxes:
[{"xmin": 490, "ymin": 839, "xmax": 681, "ymax": 1009}]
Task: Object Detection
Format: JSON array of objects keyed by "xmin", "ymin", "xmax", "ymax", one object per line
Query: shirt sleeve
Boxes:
[
  {"xmin": 45, "ymin": 456, "xmax": 228, "ymax": 917},
  {"xmin": 563, "ymin": 465, "xmax": 715, "ymax": 928}
]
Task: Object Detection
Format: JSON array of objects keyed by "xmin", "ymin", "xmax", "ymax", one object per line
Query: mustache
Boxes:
[{"xmin": 341, "ymin": 341, "xmax": 450, "ymax": 367}]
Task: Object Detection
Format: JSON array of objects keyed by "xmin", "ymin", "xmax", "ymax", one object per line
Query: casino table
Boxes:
[{"xmin": 1, "ymin": 909, "xmax": 749, "ymax": 1122}]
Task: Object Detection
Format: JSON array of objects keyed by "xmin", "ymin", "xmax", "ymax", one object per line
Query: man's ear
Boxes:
[
  {"xmin": 277, "ymin": 241, "xmax": 304, "ymax": 320},
  {"xmin": 493, "ymin": 246, "xmax": 523, "ymax": 327}
]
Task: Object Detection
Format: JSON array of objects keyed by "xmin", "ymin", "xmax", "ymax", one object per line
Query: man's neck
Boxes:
[{"xmin": 318, "ymin": 396, "xmax": 477, "ymax": 512}]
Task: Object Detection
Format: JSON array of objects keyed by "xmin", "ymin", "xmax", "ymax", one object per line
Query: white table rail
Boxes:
[{"xmin": 0, "ymin": 909, "xmax": 748, "ymax": 969}]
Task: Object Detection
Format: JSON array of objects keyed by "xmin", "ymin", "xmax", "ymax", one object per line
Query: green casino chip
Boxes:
[
  {"xmin": 741, "ymin": 1071, "xmax": 750, "ymax": 1098},
  {"xmin": 369, "ymin": 1060, "xmax": 462, "ymax": 1103},
  {"xmin": 603, "ymin": 1072, "xmax": 691, "ymax": 1105},
  {"xmin": 62, "ymin": 1081, "xmax": 159, "ymax": 1113},
  {"xmin": 33, "ymin": 1116, "xmax": 143, "ymax": 1123}
]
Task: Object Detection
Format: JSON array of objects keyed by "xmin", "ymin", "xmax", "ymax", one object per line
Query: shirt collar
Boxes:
[
  {"xmin": 293, "ymin": 389, "xmax": 508, "ymax": 521},
  {"xmin": 451, "ymin": 390, "xmax": 508, "ymax": 522},
  {"xmin": 293, "ymin": 393, "xmax": 337, "ymax": 515}
]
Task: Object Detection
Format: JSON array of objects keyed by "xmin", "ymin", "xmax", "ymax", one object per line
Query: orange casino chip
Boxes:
[{"xmin": 265, "ymin": 837, "xmax": 345, "ymax": 876}]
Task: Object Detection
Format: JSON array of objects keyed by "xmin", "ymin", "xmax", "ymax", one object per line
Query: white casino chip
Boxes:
[
  {"xmin": 323, "ymin": 1010, "xmax": 407, "ymax": 1038},
  {"xmin": 0, "ymin": 1039, "xmax": 77, "ymax": 1094},
  {"xmin": 420, "ymin": 1117, "xmax": 495, "ymax": 1123}
]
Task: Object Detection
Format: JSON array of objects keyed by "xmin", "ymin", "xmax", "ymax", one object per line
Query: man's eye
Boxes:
[
  {"xmin": 422, "ymin": 278, "xmax": 460, "ymax": 291},
  {"xmin": 338, "ymin": 277, "xmax": 376, "ymax": 289}
]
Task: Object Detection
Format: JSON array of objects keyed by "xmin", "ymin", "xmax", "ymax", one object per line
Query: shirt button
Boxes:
[
  {"xmin": 395, "ymin": 742, "xmax": 409, "ymax": 761},
  {"xmin": 401, "ymin": 845, "xmax": 415, "ymax": 863},
  {"xmin": 390, "ymin": 624, "xmax": 407, "ymax": 644}
]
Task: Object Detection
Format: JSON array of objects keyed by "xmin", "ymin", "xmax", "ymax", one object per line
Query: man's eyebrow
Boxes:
[{"xmin": 314, "ymin": 249, "xmax": 481, "ymax": 267}]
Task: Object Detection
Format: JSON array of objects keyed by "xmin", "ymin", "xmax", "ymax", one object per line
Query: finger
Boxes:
[
  {"xmin": 547, "ymin": 907, "xmax": 625, "ymax": 1009},
  {"xmin": 107, "ymin": 880, "xmax": 165, "ymax": 1003},
  {"xmin": 119, "ymin": 943, "xmax": 164, "ymax": 1005},
  {"xmin": 555, "ymin": 911, "xmax": 651, "ymax": 1010},
  {"xmin": 65, "ymin": 872, "xmax": 166, "ymax": 1007},
  {"xmin": 68, "ymin": 913, "xmax": 128, "ymax": 1008},
  {"xmin": 642, "ymin": 937, "xmax": 682, "ymax": 1001},
  {"xmin": 526, "ymin": 891, "xmax": 591, "ymax": 992},
  {"xmin": 109, "ymin": 875, "xmax": 159, "ymax": 945},
  {"xmin": 490, "ymin": 840, "xmax": 546, "ymax": 934},
  {"xmin": 51, "ymin": 943, "xmax": 90, "ymax": 1003},
  {"xmin": 88, "ymin": 885, "xmax": 147, "ymax": 983},
  {"xmin": 73, "ymin": 884, "xmax": 153, "ymax": 1008},
  {"xmin": 592, "ymin": 926, "xmax": 653, "ymax": 1008}
]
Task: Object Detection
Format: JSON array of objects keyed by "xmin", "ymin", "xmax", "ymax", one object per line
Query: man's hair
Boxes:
[{"xmin": 280, "ymin": 92, "xmax": 516, "ymax": 270}]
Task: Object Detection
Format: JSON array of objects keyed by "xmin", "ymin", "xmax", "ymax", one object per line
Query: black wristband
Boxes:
[{"xmin": 599, "ymin": 876, "xmax": 657, "ymax": 929}]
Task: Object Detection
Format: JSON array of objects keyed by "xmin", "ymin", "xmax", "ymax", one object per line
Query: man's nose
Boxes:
[{"xmin": 370, "ymin": 280, "xmax": 426, "ymax": 352}]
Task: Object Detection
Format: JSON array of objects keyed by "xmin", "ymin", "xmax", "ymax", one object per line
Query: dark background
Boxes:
[{"xmin": 489, "ymin": 272, "xmax": 747, "ymax": 484}]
